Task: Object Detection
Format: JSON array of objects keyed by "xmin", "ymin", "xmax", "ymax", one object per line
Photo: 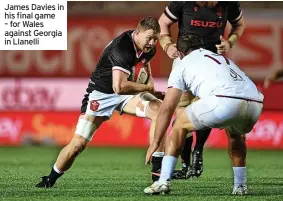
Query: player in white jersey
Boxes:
[{"xmin": 144, "ymin": 34, "xmax": 263, "ymax": 195}]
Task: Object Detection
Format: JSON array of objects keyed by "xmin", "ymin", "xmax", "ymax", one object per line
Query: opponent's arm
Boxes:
[
  {"xmin": 153, "ymin": 88, "xmax": 183, "ymax": 145},
  {"xmin": 145, "ymin": 87, "xmax": 182, "ymax": 164}
]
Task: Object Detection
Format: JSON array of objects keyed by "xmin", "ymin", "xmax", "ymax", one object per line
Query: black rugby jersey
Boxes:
[
  {"xmin": 86, "ymin": 30, "xmax": 156, "ymax": 94},
  {"xmin": 165, "ymin": 1, "xmax": 242, "ymax": 53}
]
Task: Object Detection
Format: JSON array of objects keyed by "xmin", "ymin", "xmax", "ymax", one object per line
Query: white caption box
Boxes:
[{"xmin": 0, "ymin": 0, "xmax": 67, "ymax": 50}]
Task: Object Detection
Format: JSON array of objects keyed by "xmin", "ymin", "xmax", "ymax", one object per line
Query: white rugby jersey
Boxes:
[{"xmin": 168, "ymin": 48, "xmax": 264, "ymax": 102}]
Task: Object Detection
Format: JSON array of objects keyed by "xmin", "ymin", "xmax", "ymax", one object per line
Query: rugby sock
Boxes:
[
  {"xmin": 151, "ymin": 152, "xmax": 164, "ymax": 173},
  {"xmin": 181, "ymin": 135, "xmax": 193, "ymax": 166},
  {"xmin": 233, "ymin": 167, "xmax": 246, "ymax": 187},
  {"xmin": 48, "ymin": 164, "xmax": 64, "ymax": 183},
  {"xmin": 195, "ymin": 128, "xmax": 212, "ymax": 150},
  {"xmin": 159, "ymin": 156, "xmax": 178, "ymax": 182}
]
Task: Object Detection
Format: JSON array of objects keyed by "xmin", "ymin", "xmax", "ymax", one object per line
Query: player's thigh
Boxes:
[
  {"xmin": 173, "ymin": 109, "xmax": 197, "ymax": 133},
  {"xmin": 176, "ymin": 91, "xmax": 199, "ymax": 117},
  {"xmin": 75, "ymin": 95, "xmax": 109, "ymax": 143},
  {"xmin": 229, "ymin": 101, "xmax": 263, "ymax": 135},
  {"xmin": 185, "ymin": 96, "xmax": 231, "ymax": 130},
  {"xmin": 122, "ymin": 92, "xmax": 161, "ymax": 119}
]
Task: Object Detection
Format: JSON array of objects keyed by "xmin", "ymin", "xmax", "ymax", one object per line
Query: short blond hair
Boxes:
[{"xmin": 137, "ymin": 16, "xmax": 160, "ymax": 35}]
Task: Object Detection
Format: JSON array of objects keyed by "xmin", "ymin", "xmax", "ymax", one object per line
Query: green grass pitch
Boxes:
[{"xmin": 0, "ymin": 147, "xmax": 283, "ymax": 201}]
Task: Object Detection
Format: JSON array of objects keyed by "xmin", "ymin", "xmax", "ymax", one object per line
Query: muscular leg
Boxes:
[
  {"xmin": 226, "ymin": 129, "xmax": 247, "ymax": 193},
  {"xmin": 174, "ymin": 92, "xmax": 204, "ymax": 179},
  {"xmin": 158, "ymin": 111, "xmax": 197, "ymax": 182},
  {"xmin": 144, "ymin": 109, "xmax": 197, "ymax": 194},
  {"xmin": 176, "ymin": 107, "xmax": 193, "ymax": 167},
  {"xmin": 55, "ymin": 115, "xmax": 106, "ymax": 171},
  {"xmin": 36, "ymin": 114, "xmax": 106, "ymax": 188}
]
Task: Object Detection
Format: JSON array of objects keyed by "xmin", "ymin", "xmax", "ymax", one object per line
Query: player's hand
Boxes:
[
  {"xmin": 146, "ymin": 82, "xmax": 155, "ymax": 94},
  {"xmin": 166, "ymin": 44, "xmax": 179, "ymax": 59},
  {"xmin": 145, "ymin": 142, "xmax": 159, "ymax": 165},
  {"xmin": 215, "ymin": 35, "xmax": 231, "ymax": 55}
]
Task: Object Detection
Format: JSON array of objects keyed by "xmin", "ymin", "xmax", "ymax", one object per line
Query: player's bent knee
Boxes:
[
  {"xmin": 177, "ymin": 111, "xmax": 196, "ymax": 132},
  {"xmin": 136, "ymin": 92, "xmax": 160, "ymax": 119}
]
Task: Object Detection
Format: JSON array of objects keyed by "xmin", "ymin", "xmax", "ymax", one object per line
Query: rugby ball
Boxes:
[{"xmin": 130, "ymin": 62, "xmax": 150, "ymax": 84}]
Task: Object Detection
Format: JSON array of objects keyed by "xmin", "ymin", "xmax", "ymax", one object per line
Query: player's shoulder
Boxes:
[
  {"xmin": 186, "ymin": 48, "xmax": 209, "ymax": 59},
  {"xmin": 110, "ymin": 30, "xmax": 135, "ymax": 56},
  {"xmin": 172, "ymin": 57, "xmax": 182, "ymax": 69}
]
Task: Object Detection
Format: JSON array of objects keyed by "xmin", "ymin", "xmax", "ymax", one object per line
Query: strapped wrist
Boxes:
[
  {"xmin": 227, "ymin": 40, "xmax": 233, "ymax": 48},
  {"xmin": 164, "ymin": 43, "xmax": 173, "ymax": 53},
  {"xmin": 159, "ymin": 34, "xmax": 173, "ymax": 51},
  {"xmin": 228, "ymin": 33, "xmax": 240, "ymax": 48}
]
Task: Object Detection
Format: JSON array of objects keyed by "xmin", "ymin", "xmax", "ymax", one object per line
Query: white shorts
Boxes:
[
  {"xmin": 185, "ymin": 95, "xmax": 263, "ymax": 135},
  {"xmin": 85, "ymin": 90, "xmax": 134, "ymax": 119}
]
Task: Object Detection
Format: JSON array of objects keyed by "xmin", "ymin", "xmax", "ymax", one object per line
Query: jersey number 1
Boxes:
[
  {"xmin": 204, "ymin": 54, "xmax": 230, "ymax": 65},
  {"xmin": 204, "ymin": 54, "xmax": 244, "ymax": 81}
]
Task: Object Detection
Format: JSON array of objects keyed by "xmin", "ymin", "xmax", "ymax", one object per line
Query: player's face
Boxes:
[{"xmin": 138, "ymin": 29, "xmax": 159, "ymax": 53}]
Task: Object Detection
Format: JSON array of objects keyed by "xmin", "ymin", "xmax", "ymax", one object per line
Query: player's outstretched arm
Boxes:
[{"xmin": 145, "ymin": 87, "xmax": 182, "ymax": 164}]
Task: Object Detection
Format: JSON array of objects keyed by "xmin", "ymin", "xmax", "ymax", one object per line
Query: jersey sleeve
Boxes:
[
  {"xmin": 109, "ymin": 47, "xmax": 132, "ymax": 75},
  {"xmin": 227, "ymin": 1, "xmax": 243, "ymax": 25},
  {"xmin": 164, "ymin": 1, "xmax": 183, "ymax": 22},
  {"xmin": 167, "ymin": 59, "xmax": 186, "ymax": 91}
]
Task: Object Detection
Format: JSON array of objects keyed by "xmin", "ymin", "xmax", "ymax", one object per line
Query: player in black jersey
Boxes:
[
  {"xmin": 158, "ymin": 1, "xmax": 246, "ymax": 179},
  {"xmin": 35, "ymin": 17, "xmax": 165, "ymax": 188}
]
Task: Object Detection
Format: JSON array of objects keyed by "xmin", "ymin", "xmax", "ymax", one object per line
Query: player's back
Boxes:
[{"xmin": 180, "ymin": 48, "xmax": 263, "ymax": 102}]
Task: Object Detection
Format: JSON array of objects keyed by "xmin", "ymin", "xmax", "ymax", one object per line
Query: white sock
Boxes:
[
  {"xmin": 152, "ymin": 152, "xmax": 164, "ymax": 157},
  {"xmin": 53, "ymin": 164, "xmax": 64, "ymax": 174},
  {"xmin": 233, "ymin": 167, "xmax": 246, "ymax": 187},
  {"xmin": 159, "ymin": 156, "xmax": 178, "ymax": 182}
]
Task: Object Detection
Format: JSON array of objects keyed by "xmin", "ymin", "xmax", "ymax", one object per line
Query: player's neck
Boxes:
[{"xmin": 179, "ymin": 50, "xmax": 192, "ymax": 59}]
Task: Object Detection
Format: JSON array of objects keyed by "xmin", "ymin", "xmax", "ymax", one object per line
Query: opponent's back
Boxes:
[{"xmin": 171, "ymin": 48, "xmax": 263, "ymax": 102}]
